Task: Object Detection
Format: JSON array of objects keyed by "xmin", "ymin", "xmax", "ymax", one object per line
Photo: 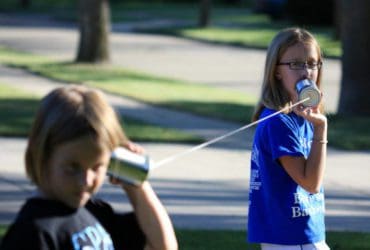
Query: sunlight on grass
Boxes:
[
  {"xmin": 137, "ymin": 10, "xmax": 341, "ymax": 58},
  {"xmin": 0, "ymin": 82, "xmax": 201, "ymax": 143},
  {"xmin": 179, "ymin": 27, "xmax": 277, "ymax": 48},
  {"xmin": 0, "ymin": 46, "xmax": 257, "ymax": 124},
  {"xmin": 172, "ymin": 26, "xmax": 341, "ymax": 58},
  {"xmin": 0, "ymin": 47, "xmax": 368, "ymax": 150},
  {"xmin": 122, "ymin": 118, "xmax": 202, "ymax": 144}
]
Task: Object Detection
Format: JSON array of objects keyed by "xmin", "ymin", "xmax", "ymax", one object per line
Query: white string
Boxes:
[{"xmin": 152, "ymin": 98, "xmax": 309, "ymax": 170}]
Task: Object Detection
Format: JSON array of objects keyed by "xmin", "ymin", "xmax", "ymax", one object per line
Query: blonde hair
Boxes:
[
  {"xmin": 252, "ymin": 27, "xmax": 324, "ymax": 121},
  {"xmin": 25, "ymin": 85, "xmax": 128, "ymax": 186}
]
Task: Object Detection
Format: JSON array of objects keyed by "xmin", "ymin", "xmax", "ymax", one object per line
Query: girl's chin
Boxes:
[
  {"xmin": 68, "ymin": 192, "xmax": 91, "ymax": 208},
  {"xmin": 78, "ymin": 192, "xmax": 91, "ymax": 205}
]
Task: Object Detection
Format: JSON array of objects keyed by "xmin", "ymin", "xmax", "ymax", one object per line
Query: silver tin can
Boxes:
[
  {"xmin": 108, "ymin": 147, "xmax": 151, "ymax": 185},
  {"xmin": 296, "ymin": 79, "xmax": 321, "ymax": 107}
]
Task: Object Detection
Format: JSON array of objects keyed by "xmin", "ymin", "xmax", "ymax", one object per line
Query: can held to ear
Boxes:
[
  {"xmin": 296, "ymin": 79, "xmax": 321, "ymax": 107},
  {"xmin": 108, "ymin": 147, "xmax": 152, "ymax": 186}
]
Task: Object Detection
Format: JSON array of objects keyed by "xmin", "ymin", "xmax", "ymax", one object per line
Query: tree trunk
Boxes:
[
  {"xmin": 20, "ymin": 0, "xmax": 31, "ymax": 9},
  {"xmin": 199, "ymin": 0, "xmax": 211, "ymax": 27},
  {"xmin": 333, "ymin": 0, "xmax": 341, "ymax": 40},
  {"xmin": 76, "ymin": 0, "xmax": 111, "ymax": 63},
  {"xmin": 338, "ymin": 0, "xmax": 370, "ymax": 115}
]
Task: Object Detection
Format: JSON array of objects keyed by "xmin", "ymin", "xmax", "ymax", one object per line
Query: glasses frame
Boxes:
[{"xmin": 277, "ymin": 61, "xmax": 322, "ymax": 70}]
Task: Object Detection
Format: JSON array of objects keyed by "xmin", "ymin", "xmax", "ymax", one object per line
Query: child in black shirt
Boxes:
[{"xmin": 0, "ymin": 85, "xmax": 178, "ymax": 250}]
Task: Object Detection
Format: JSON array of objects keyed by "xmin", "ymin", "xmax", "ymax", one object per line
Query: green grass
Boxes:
[
  {"xmin": 175, "ymin": 230, "xmax": 370, "ymax": 250},
  {"xmin": 328, "ymin": 115, "xmax": 370, "ymax": 151},
  {"xmin": 0, "ymin": 46, "xmax": 257, "ymax": 124},
  {"xmin": 0, "ymin": 48, "xmax": 369, "ymax": 151},
  {"xmin": 122, "ymin": 118, "xmax": 201, "ymax": 144},
  {"xmin": 176, "ymin": 229, "xmax": 257, "ymax": 249},
  {"xmin": 165, "ymin": 26, "xmax": 341, "ymax": 58},
  {"xmin": 0, "ymin": 224, "xmax": 369, "ymax": 249},
  {"xmin": 0, "ymin": 1, "xmax": 341, "ymax": 58},
  {"xmin": 0, "ymin": 83, "xmax": 201, "ymax": 143},
  {"xmin": 0, "ymin": 84, "xmax": 39, "ymax": 137},
  {"xmin": 122, "ymin": 5, "xmax": 341, "ymax": 58}
]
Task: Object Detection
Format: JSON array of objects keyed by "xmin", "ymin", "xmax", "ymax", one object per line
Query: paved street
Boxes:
[{"xmin": 0, "ymin": 13, "xmax": 369, "ymax": 233}]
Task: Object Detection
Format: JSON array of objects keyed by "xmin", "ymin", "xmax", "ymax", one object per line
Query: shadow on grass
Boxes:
[{"xmin": 0, "ymin": 98, "xmax": 38, "ymax": 137}]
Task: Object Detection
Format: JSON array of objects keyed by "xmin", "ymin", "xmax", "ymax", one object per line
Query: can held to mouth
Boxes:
[
  {"xmin": 296, "ymin": 79, "xmax": 321, "ymax": 107},
  {"xmin": 108, "ymin": 147, "xmax": 152, "ymax": 186}
]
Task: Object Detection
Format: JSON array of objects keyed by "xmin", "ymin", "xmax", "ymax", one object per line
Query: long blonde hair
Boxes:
[
  {"xmin": 252, "ymin": 27, "xmax": 324, "ymax": 121},
  {"xmin": 25, "ymin": 85, "xmax": 128, "ymax": 186}
]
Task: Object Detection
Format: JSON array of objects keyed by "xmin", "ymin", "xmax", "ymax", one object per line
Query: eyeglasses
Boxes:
[{"xmin": 277, "ymin": 61, "xmax": 322, "ymax": 70}]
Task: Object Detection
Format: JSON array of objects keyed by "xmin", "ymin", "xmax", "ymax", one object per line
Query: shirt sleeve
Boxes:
[
  {"xmin": 86, "ymin": 199, "xmax": 146, "ymax": 250},
  {"xmin": 266, "ymin": 114, "xmax": 305, "ymax": 160}
]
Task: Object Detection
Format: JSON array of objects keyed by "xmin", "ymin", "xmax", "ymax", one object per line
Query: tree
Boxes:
[
  {"xmin": 76, "ymin": 0, "xmax": 111, "ymax": 63},
  {"xmin": 199, "ymin": 0, "xmax": 212, "ymax": 27},
  {"xmin": 20, "ymin": 0, "xmax": 31, "ymax": 9},
  {"xmin": 338, "ymin": 0, "xmax": 370, "ymax": 115}
]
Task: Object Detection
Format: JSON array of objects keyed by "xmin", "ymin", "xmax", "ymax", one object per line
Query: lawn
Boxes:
[
  {"xmin": 0, "ymin": 46, "xmax": 257, "ymax": 124},
  {"xmin": 0, "ymin": 0, "xmax": 341, "ymax": 59},
  {"xmin": 0, "ymin": 224, "xmax": 369, "ymax": 249},
  {"xmin": 112, "ymin": 2, "xmax": 341, "ymax": 58},
  {"xmin": 0, "ymin": 83, "xmax": 201, "ymax": 143},
  {"xmin": 0, "ymin": 47, "xmax": 369, "ymax": 151}
]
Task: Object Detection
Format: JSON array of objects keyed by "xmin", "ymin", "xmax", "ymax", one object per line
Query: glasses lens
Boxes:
[
  {"xmin": 289, "ymin": 62, "xmax": 321, "ymax": 70},
  {"xmin": 290, "ymin": 62, "xmax": 305, "ymax": 70},
  {"xmin": 307, "ymin": 62, "xmax": 318, "ymax": 69}
]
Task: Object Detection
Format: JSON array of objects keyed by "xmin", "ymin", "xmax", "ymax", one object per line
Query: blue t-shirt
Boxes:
[{"xmin": 247, "ymin": 108, "xmax": 326, "ymax": 245}]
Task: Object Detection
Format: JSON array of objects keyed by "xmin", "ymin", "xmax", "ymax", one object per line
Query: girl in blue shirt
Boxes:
[{"xmin": 248, "ymin": 28, "xmax": 330, "ymax": 250}]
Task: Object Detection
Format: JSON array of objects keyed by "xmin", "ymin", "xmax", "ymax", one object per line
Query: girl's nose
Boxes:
[
  {"xmin": 300, "ymin": 68, "xmax": 309, "ymax": 79},
  {"xmin": 79, "ymin": 169, "xmax": 95, "ymax": 188}
]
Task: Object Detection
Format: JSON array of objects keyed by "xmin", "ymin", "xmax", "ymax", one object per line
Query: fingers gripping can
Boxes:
[
  {"xmin": 296, "ymin": 79, "xmax": 321, "ymax": 107},
  {"xmin": 108, "ymin": 147, "xmax": 152, "ymax": 185}
]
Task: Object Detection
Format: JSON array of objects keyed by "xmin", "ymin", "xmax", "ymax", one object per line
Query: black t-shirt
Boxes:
[{"xmin": 0, "ymin": 198, "xmax": 145, "ymax": 250}]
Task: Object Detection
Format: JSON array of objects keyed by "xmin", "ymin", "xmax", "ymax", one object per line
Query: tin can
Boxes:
[
  {"xmin": 296, "ymin": 79, "xmax": 321, "ymax": 107},
  {"xmin": 108, "ymin": 147, "xmax": 152, "ymax": 185}
]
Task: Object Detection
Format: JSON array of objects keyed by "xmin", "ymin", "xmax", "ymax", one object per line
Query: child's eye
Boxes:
[
  {"xmin": 92, "ymin": 164, "xmax": 107, "ymax": 172},
  {"xmin": 64, "ymin": 164, "xmax": 81, "ymax": 175},
  {"xmin": 289, "ymin": 62, "xmax": 305, "ymax": 69},
  {"xmin": 291, "ymin": 62, "xmax": 302, "ymax": 67}
]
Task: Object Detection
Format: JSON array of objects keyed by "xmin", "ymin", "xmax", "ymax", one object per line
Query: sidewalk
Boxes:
[{"xmin": 0, "ymin": 15, "xmax": 369, "ymax": 232}]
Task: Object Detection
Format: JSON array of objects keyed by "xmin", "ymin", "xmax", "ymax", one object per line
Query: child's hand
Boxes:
[
  {"xmin": 108, "ymin": 174, "xmax": 140, "ymax": 189},
  {"xmin": 108, "ymin": 141, "xmax": 146, "ymax": 187},
  {"xmin": 294, "ymin": 105, "xmax": 327, "ymax": 128},
  {"xmin": 125, "ymin": 140, "xmax": 145, "ymax": 155}
]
